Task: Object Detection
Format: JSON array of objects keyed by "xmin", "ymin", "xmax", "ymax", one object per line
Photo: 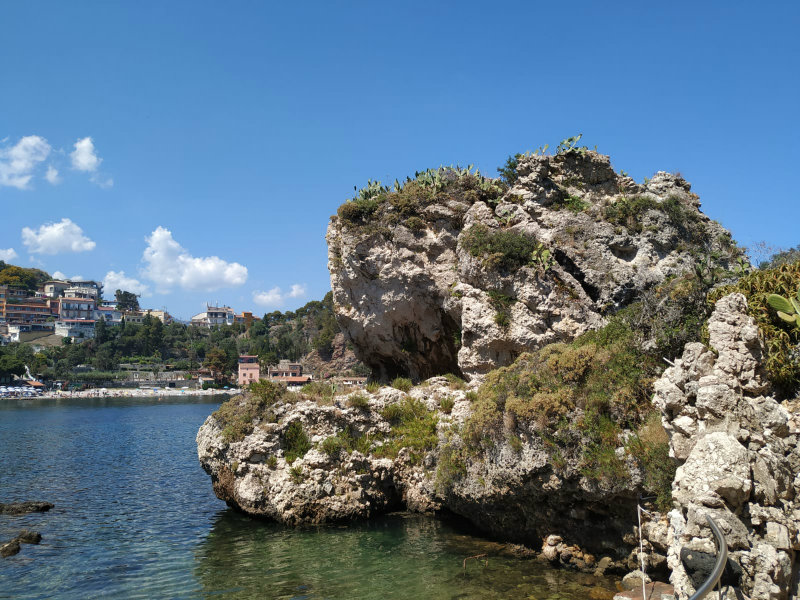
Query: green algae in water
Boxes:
[{"xmin": 195, "ymin": 511, "xmax": 617, "ymax": 600}]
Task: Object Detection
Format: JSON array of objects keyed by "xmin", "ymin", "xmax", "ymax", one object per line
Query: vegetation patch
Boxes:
[
  {"xmin": 603, "ymin": 194, "xmax": 703, "ymax": 240},
  {"xmin": 321, "ymin": 435, "xmax": 346, "ymax": 458},
  {"xmin": 462, "ymin": 224, "xmax": 545, "ymax": 273},
  {"xmin": 347, "ymin": 393, "xmax": 370, "ymax": 410},
  {"xmin": 554, "ymin": 195, "xmax": 590, "ymax": 213},
  {"xmin": 487, "ymin": 290, "xmax": 515, "ymax": 330},
  {"xmin": 709, "ymin": 261, "xmax": 800, "ymax": 395},
  {"xmin": 375, "ymin": 397, "xmax": 438, "ymax": 464},
  {"xmin": 461, "ymin": 313, "xmax": 671, "ymax": 495},
  {"xmin": 214, "ymin": 382, "xmax": 288, "ymax": 444},
  {"xmin": 443, "ymin": 373, "xmax": 466, "ymax": 389},
  {"xmin": 300, "ymin": 381, "xmax": 337, "ymax": 403},
  {"xmin": 282, "ymin": 421, "xmax": 312, "ymax": 463},
  {"xmin": 391, "ymin": 377, "xmax": 413, "ymax": 392},
  {"xmin": 336, "ymin": 167, "xmax": 505, "ymax": 233},
  {"xmin": 435, "ymin": 441, "xmax": 468, "ymax": 493}
]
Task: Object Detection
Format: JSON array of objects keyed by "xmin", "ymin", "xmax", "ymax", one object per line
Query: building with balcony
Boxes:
[
  {"xmin": 145, "ymin": 309, "xmax": 173, "ymax": 324},
  {"xmin": 95, "ymin": 306, "xmax": 123, "ymax": 324},
  {"xmin": 267, "ymin": 360, "xmax": 303, "ymax": 378},
  {"xmin": 0, "ymin": 286, "xmax": 55, "ymax": 324},
  {"xmin": 191, "ymin": 305, "xmax": 235, "ymax": 328},
  {"xmin": 52, "ymin": 295, "xmax": 97, "ymax": 320},
  {"xmin": 54, "ymin": 319, "xmax": 96, "ymax": 342}
]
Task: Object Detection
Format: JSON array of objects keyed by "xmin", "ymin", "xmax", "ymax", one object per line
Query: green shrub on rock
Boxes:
[
  {"xmin": 391, "ymin": 377, "xmax": 412, "ymax": 392},
  {"xmin": 347, "ymin": 393, "xmax": 370, "ymax": 410},
  {"xmin": 709, "ymin": 261, "xmax": 800, "ymax": 395},
  {"xmin": 214, "ymin": 382, "xmax": 288, "ymax": 444},
  {"xmin": 461, "ymin": 224, "xmax": 545, "ymax": 273},
  {"xmin": 283, "ymin": 421, "xmax": 311, "ymax": 463}
]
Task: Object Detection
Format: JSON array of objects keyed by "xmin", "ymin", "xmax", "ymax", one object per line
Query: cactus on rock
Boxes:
[{"xmin": 767, "ymin": 285, "xmax": 800, "ymax": 328}]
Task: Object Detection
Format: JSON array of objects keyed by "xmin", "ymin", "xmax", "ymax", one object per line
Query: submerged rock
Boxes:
[
  {"xmin": 0, "ymin": 501, "xmax": 54, "ymax": 515},
  {"xmin": 0, "ymin": 530, "xmax": 42, "ymax": 558}
]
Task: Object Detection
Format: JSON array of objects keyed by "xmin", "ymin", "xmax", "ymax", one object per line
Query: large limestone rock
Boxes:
[
  {"xmin": 327, "ymin": 150, "xmax": 734, "ymax": 380},
  {"xmin": 652, "ymin": 293, "xmax": 800, "ymax": 599},
  {"xmin": 199, "ymin": 377, "xmax": 649, "ymax": 569}
]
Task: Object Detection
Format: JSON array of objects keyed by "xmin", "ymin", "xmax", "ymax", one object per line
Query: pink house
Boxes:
[{"xmin": 237, "ymin": 355, "xmax": 260, "ymax": 386}]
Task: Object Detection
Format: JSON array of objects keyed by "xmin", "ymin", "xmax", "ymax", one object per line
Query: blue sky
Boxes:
[{"xmin": 1, "ymin": 1, "xmax": 798, "ymax": 319}]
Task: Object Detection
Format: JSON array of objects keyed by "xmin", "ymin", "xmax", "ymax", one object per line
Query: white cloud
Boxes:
[
  {"xmin": 70, "ymin": 137, "xmax": 112, "ymax": 188},
  {"xmin": 93, "ymin": 175, "xmax": 113, "ymax": 188},
  {"xmin": 0, "ymin": 248, "xmax": 18, "ymax": 261},
  {"xmin": 288, "ymin": 283, "xmax": 307, "ymax": 298},
  {"xmin": 45, "ymin": 165, "xmax": 61, "ymax": 185},
  {"xmin": 252, "ymin": 284, "xmax": 308, "ymax": 307},
  {"xmin": 252, "ymin": 288, "xmax": 284, "ymax": 306},
  {"xmin": 21, "ymin": 218, "xmax": 96, "ymax": 255},
  {"xmin": 141, "ymin": 226, "xmax": 248, "ymax": 292},
  {"xmin": 70, "ymin": 137, "xmax": 101, "ymax": 172},
  {"xmin": 103, "ymin": 270, "xmax": 150, "ymax": 296},
  {"xmin": 0, "ymin": 135, "xmax": 51, "ymax": 189},
  {"xmin": 51, "ymin": 271, "xmax": 84, "ymax": 281}
]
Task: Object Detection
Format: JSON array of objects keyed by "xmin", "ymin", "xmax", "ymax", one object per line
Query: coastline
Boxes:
[{"xmin": 1, "ymin": 387, "xmax": 240, "ymax": 400}]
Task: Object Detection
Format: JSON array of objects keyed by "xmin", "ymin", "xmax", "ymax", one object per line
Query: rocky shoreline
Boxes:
[{"xmin": 197, "ymin": 293, "xmax": 800, "ymax": 597}]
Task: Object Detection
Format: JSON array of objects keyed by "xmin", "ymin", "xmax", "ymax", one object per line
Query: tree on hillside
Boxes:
[
  {"xmin": 115, "ymin": 289, "xmax": 140, "ymax": 311},
  {"xmin": 0, "ymin": 353, "xmax": 26, "ymax": 379},
  {"xmin": 204, "ymin": 347, "xmax": 229, "ymax": 381},
  {"xmin": 0, "ymin": 265, "xmax": 50, "ymax": 291}
]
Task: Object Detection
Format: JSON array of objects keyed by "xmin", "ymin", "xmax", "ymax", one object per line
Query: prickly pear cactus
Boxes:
[{"xmin": 767, "ymin": 285, "xmax": 800, "ymax": 328}]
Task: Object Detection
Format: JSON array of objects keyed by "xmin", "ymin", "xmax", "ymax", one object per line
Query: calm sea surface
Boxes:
[{"xmin": 0, "ymin": 396, "xmax": 616, "ymax": 599}]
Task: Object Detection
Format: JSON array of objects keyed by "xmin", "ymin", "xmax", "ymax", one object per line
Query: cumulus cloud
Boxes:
[
  {"xmin": 252, "ymin": 284, "xmax": 308, "ymax": 307},
  {"xmin": 141, "ymin": 226, "xmax": 248, "ymax": 292},
  {"xmin": 51, "ymin": 271, "xmax": 84, "ymax": 281},
  {"xmin": 0, "ymin": 248, "xmax": 18, "ymax": 261},
  {"xmin": 70, "ymin": 137, "xmax": 113, "ymax": 188},
  {"xmin": 45, "ymin": 165, "xmax": 61, "ymax": 185},
  {"xmin": 0, "ymin": 135, "xmax": 51, "ymax": 189},
  {"xmin": 70, "ymin": 137, "xmax": 101, "ymax": 171},
  {"xmin": 103, "ymin": 270, "xmax": 150, "ymax": 296},
  {"xmin": 21, "ymin": 218, "xmax": 96, "ymax": 255}
]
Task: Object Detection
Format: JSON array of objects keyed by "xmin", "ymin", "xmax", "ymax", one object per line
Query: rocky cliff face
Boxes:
[
  {"xmin": 651, "ymin": 293, "xmax": 800, "ymax": 599},
  {"xmin": 327, "ymin": 150, "xmax": 735, "ymax": 380}
]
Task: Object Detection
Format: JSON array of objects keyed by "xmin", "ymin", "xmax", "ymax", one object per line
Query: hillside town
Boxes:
[
  {"xmin": 0, "ymin": 274, "xmax": 366, "ymax": 396},
  {"xmin": 0, "ymin": 278, "xmax": 263, "ymax": 345}
]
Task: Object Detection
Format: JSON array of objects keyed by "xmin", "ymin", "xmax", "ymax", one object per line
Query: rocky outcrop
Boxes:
[
  {"xmin": 1, "ymin": 530, "xmax": 42, "ymax": 558},
  {"xmin": 0, "ymin": 501, "xmax": 53, "ymax": 515},
  {"xmin": 199, "ymin": 376, "xmax": 652, "ymax": 569},
  {"xmin": 301, "ymin": 332, "xmax": 363, "ymax": 379},
  {"xmin": 327, "ymin": 150, "xmax": 735, "ymax": 380},
  {"xmin": 652, "ymin": 293, "xmax": 800, "ymax": 599},
  {"xmin": 197, "ymin": 386, "xmax": 437, "ymax": 525}
]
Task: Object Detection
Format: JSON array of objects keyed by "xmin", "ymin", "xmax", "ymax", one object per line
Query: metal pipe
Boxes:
[{"xmin": 688, "ymin": 515, "xmax": 728, "ymax": 600}]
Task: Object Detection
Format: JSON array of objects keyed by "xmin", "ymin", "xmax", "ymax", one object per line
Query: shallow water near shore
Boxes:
[{"xmin": 0, "ymin": 396, "xmax": 617, "ymax": 599}]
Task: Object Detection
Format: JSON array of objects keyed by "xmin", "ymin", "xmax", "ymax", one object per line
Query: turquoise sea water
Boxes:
[{"xmin": 0, "ymin": 397, "xmax": 616, "ymax": 599}]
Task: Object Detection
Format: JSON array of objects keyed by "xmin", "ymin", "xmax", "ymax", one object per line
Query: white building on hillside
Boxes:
[{"xmin": 191, "ymin": 305, "xmax": 235, "ymax": 328}]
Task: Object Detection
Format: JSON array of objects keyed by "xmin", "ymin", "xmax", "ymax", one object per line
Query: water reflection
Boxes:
[{"xmin": 194, "ymin": 511, "xmax": 616, "ymax": 600}]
